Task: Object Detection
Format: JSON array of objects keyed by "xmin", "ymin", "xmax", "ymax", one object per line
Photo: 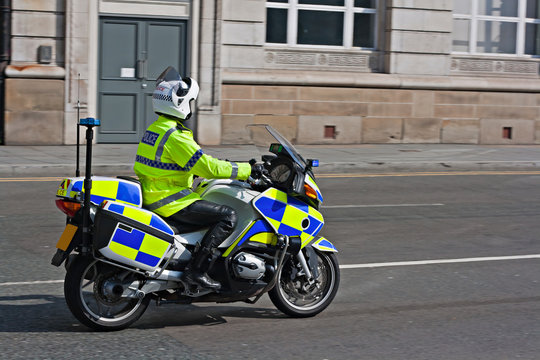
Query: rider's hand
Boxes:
[{"xmin": 250, "ymin": 163, "xmax": 264, "ymax": 179}]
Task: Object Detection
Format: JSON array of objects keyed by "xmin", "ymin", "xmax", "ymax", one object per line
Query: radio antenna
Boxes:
[{"xmin": 75, "ymin": 73, "xmax": 81, "ymax": 177}]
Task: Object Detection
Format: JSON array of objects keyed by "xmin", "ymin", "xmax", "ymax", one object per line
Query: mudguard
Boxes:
[
  {"xmin": 309, "ymin": 236, "xmax": 338, "ymax": 253},
  {"xmin": 51, "ymin": 231, "xmax": 82, "ymax": 267}
]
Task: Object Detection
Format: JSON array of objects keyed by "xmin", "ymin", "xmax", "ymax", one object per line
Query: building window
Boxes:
[
  {"xmin": 266, "ymin": 0, "xmax": 378, "ymax": 49},
  {"xmin": 453, "ymin": 0, "xmax": 540, "ymax": 56}
]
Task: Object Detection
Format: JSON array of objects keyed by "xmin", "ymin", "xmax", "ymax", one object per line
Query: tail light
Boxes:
[{"xmin": 55, "ymin": 199, "xmax": 82, "ymax": 217}]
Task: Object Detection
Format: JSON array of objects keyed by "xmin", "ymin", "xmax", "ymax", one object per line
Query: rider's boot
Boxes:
[{"xmin": 182, "ymin": 247, "xmax": 221, "ymax": 291}]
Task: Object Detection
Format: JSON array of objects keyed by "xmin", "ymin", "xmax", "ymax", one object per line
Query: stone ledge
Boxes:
[
  {"xmin": 99, "ymin": 0, "xmax": 190, "ymax": 17},
  {"xmin": 222, "ymin": 69, "xmax": 540, "ymax": 92},
  {"xmin": 390, "ymin": 0, "xmax": 453, "ymax": 11},
  {"xmin": 5, "ymin": 65, "xmax": 65, "ymax": 79}
]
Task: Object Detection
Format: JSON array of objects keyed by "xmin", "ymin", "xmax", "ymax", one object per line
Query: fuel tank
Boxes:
[{"xmin": 195, "ymin": 179, "xmax": 261, "ymax": 249}]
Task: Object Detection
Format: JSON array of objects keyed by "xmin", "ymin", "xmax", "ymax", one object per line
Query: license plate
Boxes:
[{"xmin": 56, "ymin": 224, "xmax": 78, "ymax": 251}]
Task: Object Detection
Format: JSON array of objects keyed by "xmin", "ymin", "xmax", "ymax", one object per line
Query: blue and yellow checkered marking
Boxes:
[
  {"xmin": 312, "ymin": 237, "xmax": 338, "ymax": 253},
  {"xmin": 253, "ymin": 188, "xmax": 324, "ymax": 248},
  {"xmin": 109, "ymin": 225, "xmax": 170, "ymax": 267},
  {"xmin": 241, "ymin": 220, "xmax": 274, "ymax": 246},
  {"xmin": 71, "ymin": 179, "xmax": 142, "ymax": 207},
  {"xmin": 222, "ymin": 220, "xmax": 276, "ymax": 257},
  {"xmin": 105, "ymin": 202, "xmax": 174, "ymax": 235},
  {"xmin": 135, "ymin": 149, "xmax": 203, "ymax": 172}
]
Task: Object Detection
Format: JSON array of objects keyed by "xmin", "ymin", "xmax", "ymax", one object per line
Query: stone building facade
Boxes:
[{"xmin": 2, "ymin": 0, "xmax": 539, "ymax": 145}]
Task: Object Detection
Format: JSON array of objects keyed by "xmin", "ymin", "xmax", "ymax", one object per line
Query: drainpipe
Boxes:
[{"xmin": 0, "ymin": 0, "xmax": 11, "ymax": 144}]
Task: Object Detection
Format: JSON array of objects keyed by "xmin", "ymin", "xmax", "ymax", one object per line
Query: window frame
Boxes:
[
  {"xmin": 265, "ymin": 0, "xmax": 378, "ymax": 50},
  {"xmin": 453, "ymin": 0, "xmax": 540, "ymax": 57}
]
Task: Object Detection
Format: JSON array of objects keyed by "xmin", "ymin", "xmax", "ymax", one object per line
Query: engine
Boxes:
[{"xmin": 232, "ymin": 252, "xmax": 266, "ymax": 280}]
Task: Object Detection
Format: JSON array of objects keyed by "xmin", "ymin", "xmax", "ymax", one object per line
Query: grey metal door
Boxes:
[{"xmin": 98, "ymin": 17, "xmax": 188, "ymax": 143}]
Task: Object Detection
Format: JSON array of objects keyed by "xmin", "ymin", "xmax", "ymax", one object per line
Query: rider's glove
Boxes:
[{"xmin": 250, "ymin": 163, "xmax": 265, "ymax": 179}]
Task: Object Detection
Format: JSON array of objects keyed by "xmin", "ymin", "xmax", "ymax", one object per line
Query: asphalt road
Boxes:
[{"xmin": 0, "ymin": 172, "xmax": 539, "ymax": 359}]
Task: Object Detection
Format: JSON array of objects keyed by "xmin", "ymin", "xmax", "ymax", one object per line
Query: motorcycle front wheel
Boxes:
[
  {"xmin": 64, "ymin": 256, "xmax": 150, "ymax": 331},
  {"xmin": 269, "ymin": 249, "xmax": 340, "ymax": 317}
]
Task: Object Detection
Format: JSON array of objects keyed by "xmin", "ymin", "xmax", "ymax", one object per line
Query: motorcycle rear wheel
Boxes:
[
  {"xmin": 269, "ymin": 249, "xmax": 339, "ymax": 317},
  {"xmin": 64, "ymin": 256, "xmax": 150, "ymax": 331}
]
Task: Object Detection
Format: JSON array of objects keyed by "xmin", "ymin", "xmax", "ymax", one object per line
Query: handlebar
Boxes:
[{"xmin": 248, "ymin": 161, "xmax": 272, "ymax": 188}]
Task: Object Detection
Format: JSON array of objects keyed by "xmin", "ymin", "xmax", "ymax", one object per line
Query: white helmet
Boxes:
[{"xmin": 152, "ymin": 66, "xmax": 199, "ymax": 120}]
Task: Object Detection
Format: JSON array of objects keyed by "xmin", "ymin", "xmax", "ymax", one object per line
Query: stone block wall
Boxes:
[
  {"xmin": 4, "ymin": 78, "xmax": 64, "ymax": 145},
  {"xmin": 4, "ymin": 0, "xmax": 66, "ymax": 145},
  {"xmin": 385, "ymin": 0, "xmax": 453, "ymax": 75},
  {"xmin": 4, "ymin": 0, "xmax": 538, "ymax": 145},
  {"xmin": 11, "ymin": 0, "xmax": 65, "ymax": 65},
  {"xmin": 221, "ymin": 84, "xmax": 540, "ymax": 145}
]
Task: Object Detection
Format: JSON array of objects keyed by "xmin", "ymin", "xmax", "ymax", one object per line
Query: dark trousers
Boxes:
[{"xmin": 166, "ymin": 200, "xmax": 237, "ymax": 260}]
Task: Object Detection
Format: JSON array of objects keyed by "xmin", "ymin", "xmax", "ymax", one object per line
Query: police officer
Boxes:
[{"xmin": 134, "ymin": 67, "xmax": 252, "ymax": 290}]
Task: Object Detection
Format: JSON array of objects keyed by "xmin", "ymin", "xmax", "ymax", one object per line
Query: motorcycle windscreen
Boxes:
[{"xmin": 252, "ymin": 188, "xmax": 324, "ymax": 248}]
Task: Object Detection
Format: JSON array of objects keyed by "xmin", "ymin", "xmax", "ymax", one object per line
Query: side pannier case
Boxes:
[{"xmin": 94, "ymin": 201, "xmax": 175, "ymax": 272}]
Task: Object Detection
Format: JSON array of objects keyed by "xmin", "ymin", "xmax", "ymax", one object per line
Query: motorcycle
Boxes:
[{"xmin": 52, "ymin": 120, "xmax": 339, "ymax": 331}]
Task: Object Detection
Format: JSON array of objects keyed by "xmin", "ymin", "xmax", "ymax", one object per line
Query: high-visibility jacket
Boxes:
[{"xmin": 133, "ymin": 116, "xmax": 251, "ymax": 217}]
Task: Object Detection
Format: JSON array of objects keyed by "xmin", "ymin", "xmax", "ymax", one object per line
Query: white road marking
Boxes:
[
  {"xmin": 0, "ymin": 279, "xmax": 64, "ymax": 286},
  {"xmin": 340, "ymin": 254, "xmax": 540, "ymax": 269},
  {"xmin": 1, "ymin": 255, "xmax": 539, "ymax": 287},
  {"xmin": 323, "ymin": 203, "xmax": 444, "ymax": 209}
]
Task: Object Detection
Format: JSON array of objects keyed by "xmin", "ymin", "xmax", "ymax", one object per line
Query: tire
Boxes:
[
  {"xmin": 269, "ymin": 249, "xmax": 340, "ymax": 317},
  {"xmin": 64, "ymin": 256, "xmax": 151, "ymax": 331}
]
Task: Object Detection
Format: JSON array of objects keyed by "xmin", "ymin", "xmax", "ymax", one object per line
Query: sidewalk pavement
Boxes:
[{"xmin": 0, "ymin": 143, "xmax": 539, "ymax": 177}]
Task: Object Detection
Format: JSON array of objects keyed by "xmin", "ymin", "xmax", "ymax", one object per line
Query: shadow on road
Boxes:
[
  {"xmin": 136, "ymin": 303, "xmax": 285, "ymax": 329},
  {"xmin": 0, "ymin": 294, "xmax": 85, "ymax": 332},
  {"xmin": 0, "ymin": 294, "xmax": 285, "ymax": 332},
  {"xmin": 4, "ymin": 292, "xmax": 539, "ymax": 333}
]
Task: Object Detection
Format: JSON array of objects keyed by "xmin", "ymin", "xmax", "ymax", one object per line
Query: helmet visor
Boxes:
[
  {"xmin": 156, "ymin": 66, "xmax": 181, "ymax": 85},
  {"xmin": 177, "ymin": 77, "xmax": 191, "ymax": 97}
]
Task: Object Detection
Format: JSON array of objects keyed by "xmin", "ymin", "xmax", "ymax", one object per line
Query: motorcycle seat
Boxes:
[
  {"xmin": 117, "ymin": 175, "xmax": 141, "ymax": 185},
  {"xmin": 163, "ymin": 218, "xmax": 207, "ymax": 235}
]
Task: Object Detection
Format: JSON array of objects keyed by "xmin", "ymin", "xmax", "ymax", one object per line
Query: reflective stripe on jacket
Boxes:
[{"xmin": 134, "ymin": 116, "xmax": 251, "ymax": 217}]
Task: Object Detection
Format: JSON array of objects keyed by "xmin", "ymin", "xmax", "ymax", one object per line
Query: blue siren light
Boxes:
[
  {"xmin": 311, "ymin": 159, "xmax": 319, "ymax": 167},
  {"xmin": 79, "ymin": 117, "xmax": 101, "ymax": 126}
]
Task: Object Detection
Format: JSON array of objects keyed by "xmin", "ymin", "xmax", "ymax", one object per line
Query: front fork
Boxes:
[
  {"xmin": 296, "ymin": 247, "xmax": 319, "ymax": 287},
  {"xmin": 297, "ymin": 250, "xmax": 313, "ymax": 281}
]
